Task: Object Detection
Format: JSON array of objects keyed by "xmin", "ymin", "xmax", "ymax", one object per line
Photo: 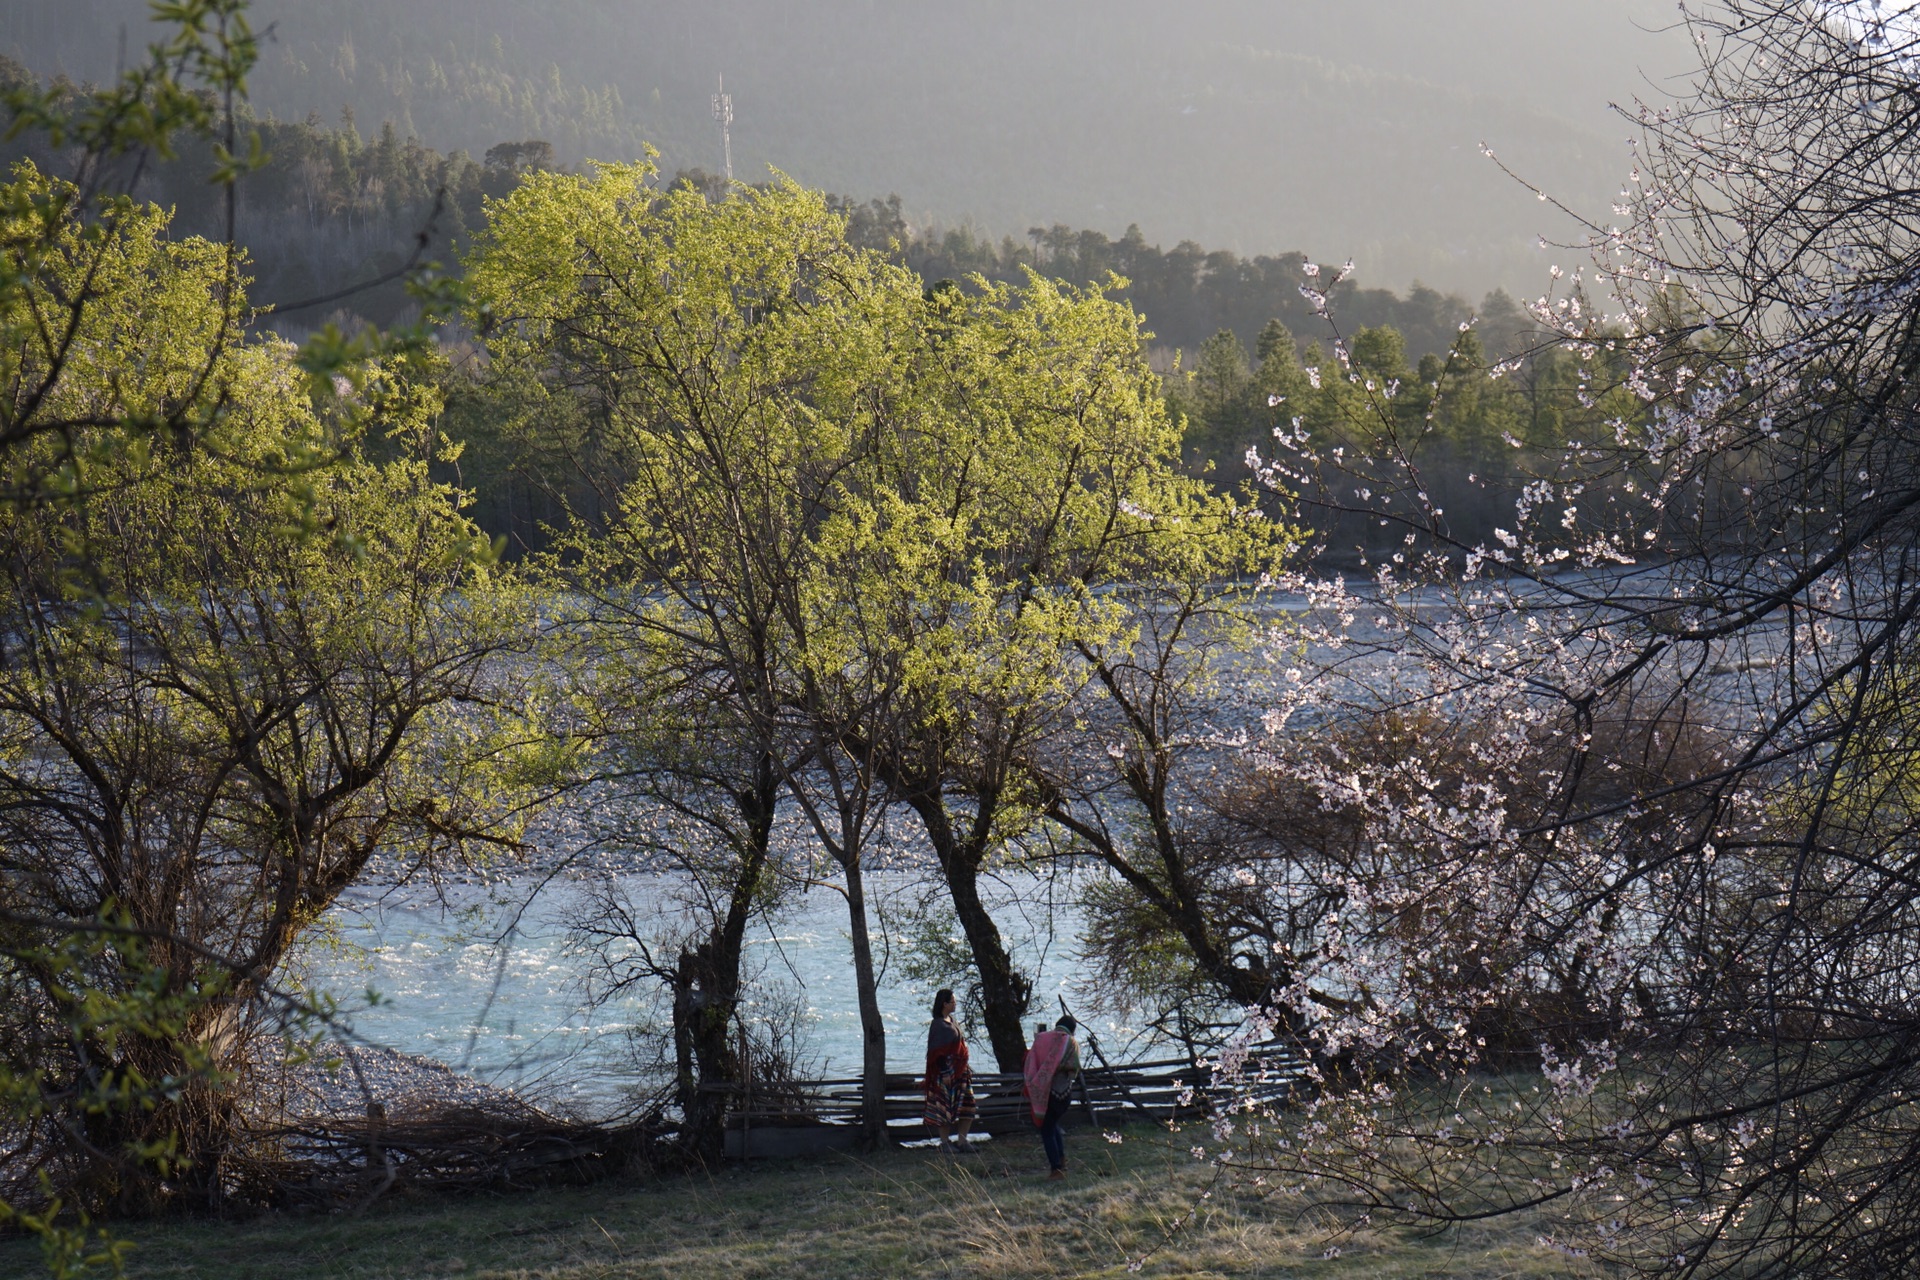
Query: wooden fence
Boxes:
[{"xmin": 711, "ymin": 1046, "xmax": 1303, "ymax": 1159}]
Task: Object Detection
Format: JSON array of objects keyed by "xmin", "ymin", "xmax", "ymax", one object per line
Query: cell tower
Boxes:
[{"xmin": 711, "ymin": 75, "xmax": 734, "ymax": 182}]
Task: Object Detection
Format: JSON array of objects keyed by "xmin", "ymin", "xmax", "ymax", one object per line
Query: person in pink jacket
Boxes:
[{"xmin": 1022, "ymin": 1016, "xmax": 1081, "ymax": 1179}]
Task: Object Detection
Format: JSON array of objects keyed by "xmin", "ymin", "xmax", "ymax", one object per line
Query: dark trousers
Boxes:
[{"xmin": 1039, "ymin": 1092, "xmax": 1070, "ymax": 1170}]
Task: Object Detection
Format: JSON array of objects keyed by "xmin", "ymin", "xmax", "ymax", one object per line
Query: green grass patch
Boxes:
[{"xmin": 2, "ymin": 1129, "xmax": 1615, "ymax": 1279}]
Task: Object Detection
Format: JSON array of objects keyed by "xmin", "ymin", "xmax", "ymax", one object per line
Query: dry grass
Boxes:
[{"xmin": 0, "ymin": 1128, "xmax": 1617, "ymax": 1279}]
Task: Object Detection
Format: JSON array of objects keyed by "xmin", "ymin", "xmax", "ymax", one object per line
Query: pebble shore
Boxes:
[{"xmin": 259, "ymin": 1043, "xmax": 537, "ymax": 1123}]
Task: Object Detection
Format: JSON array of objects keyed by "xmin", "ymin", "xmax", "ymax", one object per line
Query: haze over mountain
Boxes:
[{"xmin": 2, "ymin": 1, "xmax": 1695, "ymax": 295}]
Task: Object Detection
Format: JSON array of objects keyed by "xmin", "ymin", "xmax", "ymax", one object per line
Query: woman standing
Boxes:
[{"xmin": 924, "ymin": 988, "xmax": 978, "ymax": 1153}]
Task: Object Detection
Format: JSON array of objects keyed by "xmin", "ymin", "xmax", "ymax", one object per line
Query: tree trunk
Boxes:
[
  {"xmin": 74, "ymin": 1020, "xmax": 244, "ymax": 1217},
  {"xmin": 1044, "ymin": 770, "xmax": 1284, "ymax": 1019},
  {"xmin": 841, "ymin": 853, "xmax": 890, "ymax": 1148},
  {"xmin": 680, "ymin": 761, "xmax": 778, "ymax": 1163},
  {"xmin": 909, "ymin": 795, "xmax": 1032, "ymax": 1069},
  {"xmin": 676, "ymin": 940, "xmax": 739, "ymax": 1165},
  {"xmin": 944, "ymin": 868, "xmax": 1032, "ymax": 1070}
]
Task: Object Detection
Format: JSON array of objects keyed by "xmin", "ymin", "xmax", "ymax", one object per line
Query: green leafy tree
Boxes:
[
  {"xmin": 469, "ymin": 155, "xmax": 1298, "ymax": 1090},
  {"xmin": 1173, "ymin": 328, "xmax": 1257, "ymax": 476},
  {"xmin": 0, "ymin": 8, "xmax": 535, "ymax": 1269},
  {"xmin": 467, "ymin": 162, "xmax": 924, "ymax": 1145},
  {"xmin": 0, "ymin": 197, "xmax": 538, "ymax": 1216},
  {"xmin": 1033, "ymin": 483, "xmax": 1295, "ymax": 1019},
  {"xmin": 827, "ymin": 272, "xmax": 1236, "ymax": 1068},
  {"xmin": 848, "ymin": 272, "xmax": 1309, "ymax": 1067}
]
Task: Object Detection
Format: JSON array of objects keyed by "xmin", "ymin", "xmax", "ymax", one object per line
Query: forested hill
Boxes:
[
  {"xmin": 0, "ymin": 57, "xmax": 1501, "ymax": 368},
  {"xmin": 0, "ymin": 0, "xmax": 1689, "ymax": 297}
]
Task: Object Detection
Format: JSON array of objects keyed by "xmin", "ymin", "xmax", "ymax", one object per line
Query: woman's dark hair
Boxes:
[{"xmin": 932, "ymin": 988, "xmax": 955, "ymax": 1019}]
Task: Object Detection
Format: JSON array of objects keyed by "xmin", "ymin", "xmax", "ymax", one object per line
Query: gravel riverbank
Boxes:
[{"xmin": 258, "ymin": 1042, "xmax": 539, "ymax": 1123}]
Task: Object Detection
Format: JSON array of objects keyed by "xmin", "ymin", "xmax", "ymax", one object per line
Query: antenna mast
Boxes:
[{"xmin": 711, "ymin": 75, "xmax": 734, "ymax": 182}]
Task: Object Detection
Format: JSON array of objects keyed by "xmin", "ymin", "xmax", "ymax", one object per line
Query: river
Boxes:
[
  {"xmin": 291, "ymin": 571, "xmax": 1693, "ymax": 1113},
  {"xmin": 295, "ymin": 868, "xmax": 1156, "ymax": 1113}
]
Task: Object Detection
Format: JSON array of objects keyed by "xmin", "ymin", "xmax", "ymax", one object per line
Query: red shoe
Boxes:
[{"xmin": 1048, "ymin": 1168, "xmax": 1066, "ymax": 1180}]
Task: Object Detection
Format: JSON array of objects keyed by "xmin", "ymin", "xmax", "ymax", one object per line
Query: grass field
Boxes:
[{"xmin": 0, "ymin": 1128, "xmax": 1613, "ymax": 1280}]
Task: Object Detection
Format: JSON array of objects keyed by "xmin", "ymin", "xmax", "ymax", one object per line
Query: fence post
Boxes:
[{"xmin": 738, "ymin": 1022, "xmax": 752, "ymax": 1161}]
